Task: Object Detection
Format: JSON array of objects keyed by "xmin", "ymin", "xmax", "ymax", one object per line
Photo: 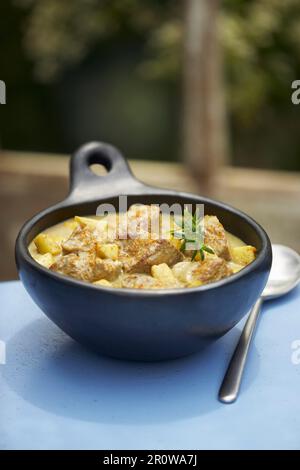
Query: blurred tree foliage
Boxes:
[
  {"xmin": 16, "ymin": 0, "xmax": 300, "ymax": 111},
  {"xmin": 15, "ymin": 0, "xmax": 180, "ymax": 82},
  {"xmin": 4, "ymin": 0, "xmax": 300, "ymax": 169}
]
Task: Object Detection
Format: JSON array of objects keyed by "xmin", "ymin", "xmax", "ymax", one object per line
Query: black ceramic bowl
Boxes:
[{"xmin": 15, "ymin": 142, "xmax": 272, "ymax": 361}]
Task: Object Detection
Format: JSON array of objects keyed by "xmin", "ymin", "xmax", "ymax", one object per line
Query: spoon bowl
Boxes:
[{"xmin": 262, "ymin": 244, "xmax": 300, "ymax": 299}]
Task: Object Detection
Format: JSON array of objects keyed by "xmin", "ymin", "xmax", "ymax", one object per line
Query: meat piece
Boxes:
[
  {"xmin": 120, "ymin": 274, "xmax": 163, "ymax": 289},
  {"xmin": 120, "ymin": 239, "xmax": 184, "ymax": 274},
  {"xmin": 204, "ymin": 215, "xmax": 231, "ymax": 260},
  {"xmin": 51, "ymin": 252, "xmax": 94, "ymax": 281},
  {"xmin": 62, "ymin": 226, "xmax": 96, "ymax": 253},
  {"xmin": 93, "ymin": 258, "xmax": 122, "ymax": 282},
  {"xmin": 51, "ymin": 252, "xmax": 121, "ymax": 282},
  {"xmin": 189, "ymin": 257, "xmax": 232, "ymax": 285}
]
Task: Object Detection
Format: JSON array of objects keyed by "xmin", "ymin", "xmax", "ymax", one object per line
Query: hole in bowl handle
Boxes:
[{"xmin": 68, "ymin": 141, "xmax": 142, "ymax": 201}]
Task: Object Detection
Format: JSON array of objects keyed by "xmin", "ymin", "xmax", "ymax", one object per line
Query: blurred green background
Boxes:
[{"xmin": 1, "ymin": 0, "xmax": 300, "ymax": 170}]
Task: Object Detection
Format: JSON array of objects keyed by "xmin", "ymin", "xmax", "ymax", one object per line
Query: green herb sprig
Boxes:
[{"xmin": 170, "ymin": 209, "xmax": 214, "ymax": 261}]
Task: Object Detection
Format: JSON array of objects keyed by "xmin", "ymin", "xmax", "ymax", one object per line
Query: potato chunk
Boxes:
[
  {"xmin": 75, "ymin": 216, "xmax": 98, "ymax": 228},
  {"xmin": 151, "ymin": 263, "xmax": 180, "ymax": 288},
  {"xmin": 75, "ymin": 216, "xmax": 108, "ymax": 232},
  {"xmin": 172, "ymin": 261, "xmax": 194, "ymax": 283},
  {"xmin": 34, "ymin": 233, "xmax": 61, "ymax": 255},
  {"xmin": 230, "ymin": 245, "xmax": 256, "ymax": 266},
  {"xmin": 34, "ymin": 252, "xmax": 54, "ymax": 268},
  {"xmin": 63, "ymin": 219, "xmax": 79, "ymax": 231},
  {"xmin": 96, "ymin": 243, "xmax": 119, "ymax": 260}
]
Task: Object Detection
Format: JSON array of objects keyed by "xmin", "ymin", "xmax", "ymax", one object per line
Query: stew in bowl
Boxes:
[{"xmin": 29, "ymin": 205, "xmax": 256, "ymax": 290}]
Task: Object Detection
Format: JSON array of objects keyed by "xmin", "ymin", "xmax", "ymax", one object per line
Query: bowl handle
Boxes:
[{"xmin": 67, "ymin": 141, "xmax": 144, "ymax": 202}]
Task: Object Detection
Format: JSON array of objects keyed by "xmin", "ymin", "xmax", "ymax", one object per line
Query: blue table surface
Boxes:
[{"xmin": 0, "ymin": 280, "xmax": 300, "ymax": 450}]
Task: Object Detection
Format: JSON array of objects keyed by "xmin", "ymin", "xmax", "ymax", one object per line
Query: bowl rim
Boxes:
[{"xmin": 16, "ymin": 189, "xmax": 272, "ymax": 298}]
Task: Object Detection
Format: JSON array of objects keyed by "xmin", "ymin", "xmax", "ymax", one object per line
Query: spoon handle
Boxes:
[{"xmin": 218, "ymin": 297, "xmax": 263, "ymax": 404}]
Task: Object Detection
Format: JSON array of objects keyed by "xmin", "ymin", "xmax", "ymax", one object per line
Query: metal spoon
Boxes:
[{"xmin": 219, "ymin": 244, "xmax": 300, "ymax": 404}]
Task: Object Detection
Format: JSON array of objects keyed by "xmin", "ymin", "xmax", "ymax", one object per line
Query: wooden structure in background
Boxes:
[
  {"xmin": 183, "ymin": 0, "xmax": 227, "ymax": 187},
  {"xmin": 1, "ymin": 151, "xmax": 300, "ymax": 281}
]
